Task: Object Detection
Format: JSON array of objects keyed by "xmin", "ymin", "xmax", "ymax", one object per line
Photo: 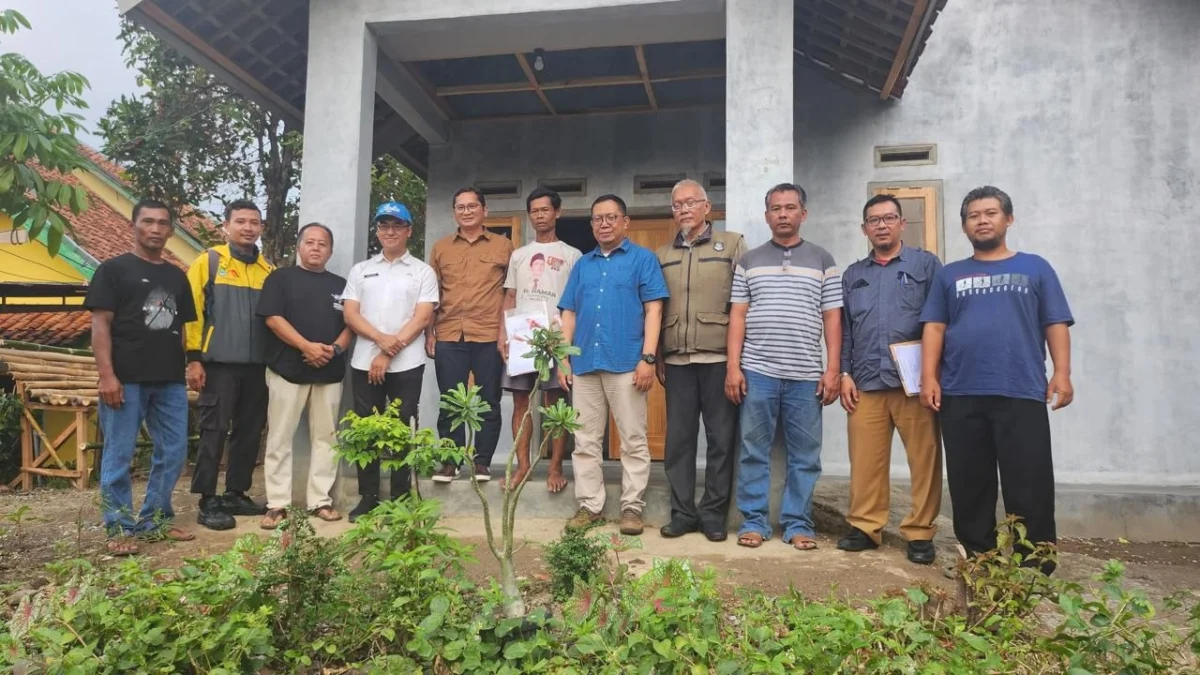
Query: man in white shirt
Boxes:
[
  {"xmin": 498, "ymin": 188, "xmax": 582, "ymax": 492},
  {"xmin": 342, "ymin": 202, "xmax": 439, "ymax": 521}
]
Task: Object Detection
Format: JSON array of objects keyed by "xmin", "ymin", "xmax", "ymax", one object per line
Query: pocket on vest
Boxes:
[{"xmin": 695, "ymin": 312, "xmax": 730, "ymax": 352}]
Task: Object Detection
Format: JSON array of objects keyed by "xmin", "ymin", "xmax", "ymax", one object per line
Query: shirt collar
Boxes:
[
  {"xmin": 454, "ymin": 227, "xmax": 492, "ymax": 243},
  {"xmin": 673, "ymin": 222, "xmax": 713, "ymax": 248},
  {"xmin": 866, "ymin": 243, "xmax": 908, "ymax": 266},
  {"xmin": 769, "ymin": 238, "xmax": 804, "ymax": 252},
  {"xmin": 373, "ymin": 250, "xmax": 412, "ymax": 266},
  {"xmin": 589, "ymin": 237, "xmax": 631, "ymax": 258}
]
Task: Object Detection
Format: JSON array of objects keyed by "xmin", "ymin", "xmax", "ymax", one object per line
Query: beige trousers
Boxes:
[
  {"xmin": 846, "ymin": 388, "xmax": 942, "ymax": 544},
  {"xmin": 263, "ymin": 368, "xmax": 341, "ymax": 510},
  {"xmin": 572, "ymin": 371, "xmax": 650, "ymax": 515}
]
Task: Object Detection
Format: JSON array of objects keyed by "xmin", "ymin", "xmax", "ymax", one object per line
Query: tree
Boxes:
[
  {"xmin": 98, "ymin": 21, "xmax": 299, "ymax": 265},
  {"xmin": 370, "ymin": 155, "xmax": 427, "ymax": 258},
  {"xmin": 0, "ymin": 9, "xmax": 90, "ymax": 256}
]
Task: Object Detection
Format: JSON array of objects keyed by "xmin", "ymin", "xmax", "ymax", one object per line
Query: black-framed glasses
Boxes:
[
  {"xmin": 865, "ymin": 213, "xmax": 901, "ymax": 227},
  {"xmin": 590, "ymin": 213, "xmax": 622, "ymax": 226}
]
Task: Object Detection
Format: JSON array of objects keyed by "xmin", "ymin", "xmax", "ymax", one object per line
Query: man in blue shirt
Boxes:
[
  {"xmin": 559, "ymin": 194, "xmax": 669, "ymax": 536},
  {"xmin": 920, "ymin": 185, "xmax": 1074, "ymax": 570}
]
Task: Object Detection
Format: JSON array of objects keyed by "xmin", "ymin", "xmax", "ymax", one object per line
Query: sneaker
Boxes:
[
  {"xmin": 431, "ymin": 464, "xmax": 460, "ymax": 483},
  {"xmin": 567, "ymin": 508, "xmax": 602, "ymax": 530},
  {"xmin": 836, "ymin": 527, "xmax": 879, "ymax": 552},
  {"xmin": 619, "ymin": 509, "xmax": 644, "ymax": 536},
  {"xmin": 907, "ymin": 539, "xmax": 936, "ymax": 565},
  {"xmin": 196, "ymin": 496, "xmax": 235, "ymax": 531},
  {"xmin": 347, "ymin": 497, "xmax": 379, "ymax": 524},
  {"xmin": 472, "ymin": 465, "xmax": 491, "ymax": 482},
  {"xmin": 221, "ymin": 491, "xmax": 267, "ymax": 516}
]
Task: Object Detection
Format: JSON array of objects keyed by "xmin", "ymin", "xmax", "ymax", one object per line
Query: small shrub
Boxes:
[
  {"xmin": 0, "ymin": 391, "xmax": 22, "ymax": 484},
  {"xmin": 544, "ymin": 526, "xmax": 608, "ymax": 601}
]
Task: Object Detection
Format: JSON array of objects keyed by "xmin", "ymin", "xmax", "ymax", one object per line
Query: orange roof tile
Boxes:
[{"xmin": 0, "ymin": 311, "xmax": 92, "ymax": 346}]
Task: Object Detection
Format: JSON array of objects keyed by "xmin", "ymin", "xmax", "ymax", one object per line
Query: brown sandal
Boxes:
[
  {"xmin": 261, "ymin": 508, "xmax": 287, "ymax": 530},
  {"xmin": 309, "ymin": 505, "xmax": 342, "ymax": 522},
  {"xmin": 105, "ymin": 537, "xmax": 139, "ymax": 556},
  {"xmin": 790, "ymin": 535, "xmax": 818, "ymax": 551},
  {"xmin": 737, "ymin": 532, "xmax": 765, "ymax": 548}
]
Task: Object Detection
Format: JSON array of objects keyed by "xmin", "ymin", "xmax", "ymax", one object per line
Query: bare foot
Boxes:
[
  {"xmin": 547, "ymin": 471, "xmax": 568, "ymax": 493},
  {"xmin": 499, "ymin": 468, "xmax": 530, "ymax": 491}
]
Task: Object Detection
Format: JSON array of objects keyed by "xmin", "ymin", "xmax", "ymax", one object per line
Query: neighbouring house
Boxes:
[
  {"xmin": 118, "ymin": 0, "xmax": 1200, "ymax": 540},
  {"xmin": 0, "ymin": 144, "xmax": 218, "ymax": 473}
]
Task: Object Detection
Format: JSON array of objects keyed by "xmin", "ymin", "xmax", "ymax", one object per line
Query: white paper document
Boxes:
[
  {"xmin": 888, "ymin": 341, "xmax": 923, "ymax": 397},
  {"xmin": 505, "ymin": 303, "xmax": 550, "ymax": 377}
]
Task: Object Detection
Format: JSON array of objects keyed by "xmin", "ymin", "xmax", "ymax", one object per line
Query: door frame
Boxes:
[{"xmin": 867, "ymin": 180, "xmax": 944, "ymax": 258}]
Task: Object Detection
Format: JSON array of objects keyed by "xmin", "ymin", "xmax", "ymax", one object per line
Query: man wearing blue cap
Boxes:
[{"xmin": 342, "ymin": 202, "xmax": 439, "ymax": 520}]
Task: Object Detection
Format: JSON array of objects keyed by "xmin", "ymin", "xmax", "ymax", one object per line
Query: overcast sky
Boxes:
[{"xmin": 5, "ymin": 1, "xmax": 137, "ymax": 148}]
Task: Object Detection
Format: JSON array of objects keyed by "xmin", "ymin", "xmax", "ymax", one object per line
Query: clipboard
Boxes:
[{"xmin": 888, "ymin": 340, "xmax": 923, "ymax": 397}]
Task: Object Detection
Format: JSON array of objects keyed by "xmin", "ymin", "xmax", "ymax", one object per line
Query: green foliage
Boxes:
[
  {"xmin": 0, "ymin": 9, "xmax": 90, "ymax": 257},
  {"xmin": 543, "ymin": 527, "xmax": 609, "ymax": 601},
  {"xmin": 370, "ymin": 154, "xmax": 427, "ymax": 258},
  {"xmin": 335, "ymin": 398, "xmax": 464, "ymax": 499},
  {"xmin": 0, "ymin": 391, "xmax": 21, "ymax": 483}
]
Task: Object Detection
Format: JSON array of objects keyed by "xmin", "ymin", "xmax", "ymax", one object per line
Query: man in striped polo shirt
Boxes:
[{"xmin": 727, "ymin": 183, "xmax": 843, "ymax": 551}]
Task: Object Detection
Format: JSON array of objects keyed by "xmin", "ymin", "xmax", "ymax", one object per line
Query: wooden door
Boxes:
[
  {"xmin": 484, "ymin": 214, "xmax": 522, "ymax": 245},
  {"xmin": 607, "ymin": 218, "xmax": 675, "ymax": 461},
  {"xmin": 869, "ymin": 185, "xmax": 941, "ymax": 257}
]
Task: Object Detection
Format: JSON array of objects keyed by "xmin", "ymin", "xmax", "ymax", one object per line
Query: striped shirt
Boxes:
[{"xmin": 731, "ymin": 239, "xmax": 843, "ymax": 381}]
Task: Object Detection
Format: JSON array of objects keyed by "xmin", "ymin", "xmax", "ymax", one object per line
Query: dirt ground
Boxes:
[{"xmin": 3, "ymin": 478, "xmax": 1200, "ymax": 612}]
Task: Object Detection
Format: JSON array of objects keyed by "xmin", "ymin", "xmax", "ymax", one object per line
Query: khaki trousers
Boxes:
[
  {"xmin": 846, "ymin": 388, "xmax": 942, "ymax": 543},
  {"xmin": 572, "ymin": 371, "xmax": 650, "ymax": 515},
  {"xmin": 263, "ymin": 368, "xmax": 341, "ymax": 510}
]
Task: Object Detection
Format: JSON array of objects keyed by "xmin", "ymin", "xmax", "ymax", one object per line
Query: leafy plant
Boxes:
[
  {"xmin": 0, "ymin": 9, "xmax": 90, "ymax": 256},
  {"xmin": 544, "ymin": 527, "xmax": 608, "ymax": 601},
  {"xmin": 0, "ymin": 390, "xmax": 22, "ymax": 483},
  {"xmin": 440, "ymin": 325, "xmax": 581, "ymax": 618}
]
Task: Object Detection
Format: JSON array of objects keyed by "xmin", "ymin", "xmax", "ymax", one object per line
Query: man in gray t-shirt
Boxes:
[{"xmin": 727, "ymin": 183, "xmax": 843, "ymax": 551}]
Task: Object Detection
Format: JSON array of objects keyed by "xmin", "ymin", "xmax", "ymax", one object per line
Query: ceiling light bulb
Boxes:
[{"xmin": 533, "ymin": 48, "xmax": 545, "ymax": 72}]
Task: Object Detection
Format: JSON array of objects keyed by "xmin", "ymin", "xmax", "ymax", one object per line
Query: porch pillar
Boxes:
[
  {"xmin": 724, "ymin": 0, "xmax": 794, "ymax": 248},
  {"xmin": 293, "ymin": 1, "xmax": 376, "ymax": 510},
  {"xmin": 298, "ymin": 0, "xmax": 376, "ymax": 275}
]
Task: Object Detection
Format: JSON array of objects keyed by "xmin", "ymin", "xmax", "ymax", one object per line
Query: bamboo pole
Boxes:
[
  {"xmin": 18, "ymin": 380, "xmax": 97, "ymax": 389},
  {"xmin": 0, "ymin": 340, "xmax": 93, "ymax": 356},
  {"xmin": 0, "ymin": 353, "xmax": 98, "ymax": 369},
  {"xmin": 0, "ymin": 364, "xmax": 98, "ymax": 378},
  {"xmin": 0, "ymin": 348, "xmax": 95, "ymax": 365}
]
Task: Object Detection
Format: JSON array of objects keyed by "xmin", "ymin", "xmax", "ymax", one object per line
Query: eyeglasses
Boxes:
[
  {"xmin": 671, "ymin": 198, "xmax": 707, "ymax": 212},
  {"xmin": 376, "ymin": 222, "xmax": 409, "ymax": 231},
  {"xmin": 590, "ymin": 213, "xmax": 623, "ymax": 226},
  {"xmin": 865, "ymin": 213, "xmax": 901, "ymax": 227},
  {"xmin": 454, "ymin": 203, "xmax": 482, "ymax": 214}
]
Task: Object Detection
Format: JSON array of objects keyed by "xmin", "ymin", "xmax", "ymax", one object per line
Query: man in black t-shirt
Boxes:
[
  {"xmin": 255, "ymin": 223, "xmax": 352, "ymax": 528},
  {"xmin": 84, "ymin": 199, "xmax": 197, "ymax": 555}
]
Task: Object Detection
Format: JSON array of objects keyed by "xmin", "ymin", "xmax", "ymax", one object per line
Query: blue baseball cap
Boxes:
[{"xmin": 373, "ymin": 202, "xmax": 413, "ymax": 224}]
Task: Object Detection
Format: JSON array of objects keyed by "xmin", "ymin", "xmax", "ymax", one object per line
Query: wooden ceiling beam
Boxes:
[
  {"xmin": 634, "ymin": 45, "xmax": 658, "ymax": 111},
  {"xmin": 435, "ymin": 68, "xmax": 725, "ymax": 97},
  {"xmin": 515, "ymin": 52, "xmax": 556, "ymax": 115},
  {"xmin": 879, "ymin": 0, "xmax": 928, "ymax": 99}
]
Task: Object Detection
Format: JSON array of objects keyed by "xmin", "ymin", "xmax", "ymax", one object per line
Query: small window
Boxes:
[
  {"xmin": 537, "ymin": 177, "xmax": 586, "ymax": 197},
  {"xmin": 703, "ymin": 172, "xmax": 725, "ymax": 191},
  {"xmin": 874, "ymin": 144, "xmax": 937, "ymax": 167},
  {"xmin": 475, "ymin": 180, "xmax": 522, "ymax": 198},
  {"xmin": 634, "ymin": 173, "xmax": 686, "ymax": 194}
]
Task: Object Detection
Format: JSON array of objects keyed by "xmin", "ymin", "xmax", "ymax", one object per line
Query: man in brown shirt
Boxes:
[{"xmin": 426, "ymin": 186, "xmax": 514, "ymax": 482}]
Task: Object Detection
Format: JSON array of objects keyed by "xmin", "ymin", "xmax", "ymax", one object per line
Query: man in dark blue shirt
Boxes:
[
  {"xmin": 920, "ymin": 186, "xmax": 1074, "ymax": 570},
  {"xmin": 559, "ymin": 194, "xmax": 669, "ymax": 536},
  {"xmin": 838, "ymin": 194, "xmax": 943, "ymax": 565}
]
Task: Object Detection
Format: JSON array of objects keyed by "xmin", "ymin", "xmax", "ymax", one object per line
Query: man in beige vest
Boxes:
[{"xmin": 655, "ymin": 179, "xmax": 746, "ymax": 541}]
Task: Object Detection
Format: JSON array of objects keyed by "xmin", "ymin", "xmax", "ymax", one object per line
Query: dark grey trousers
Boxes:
[{"xmin": 664, "ymin": 362, "xmax": 738, "ymax": 530}]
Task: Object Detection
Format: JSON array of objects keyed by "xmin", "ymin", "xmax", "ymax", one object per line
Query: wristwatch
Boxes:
[
  {"xmin": 332, "ymin": 344, "xmax": 344, "ymax": 356},
  {"xmin": 641, "ymin": 354, "xmax": 657, "ymax": 365},
  {"xmin": 839, "ymin": 371, "xmax": 851, "ymax": 378}
]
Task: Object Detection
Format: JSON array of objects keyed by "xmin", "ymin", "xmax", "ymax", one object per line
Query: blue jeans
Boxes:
[
  {"xmin": 98, "ymin": 382, "xmax": 189, "ymax": 536},
  {"xmin": 736, "ymin": 370, "xmax": 823, "ymax": 542}
]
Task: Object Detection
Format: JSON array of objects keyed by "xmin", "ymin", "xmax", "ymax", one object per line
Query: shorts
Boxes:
[{"xmin": 501, "ymin": 364, "xmax": 563, "ymax": 393}]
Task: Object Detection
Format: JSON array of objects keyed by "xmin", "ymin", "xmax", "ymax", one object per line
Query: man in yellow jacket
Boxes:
[{"xmin": 185, "ymin": 200, "xmax": 275, "ymax": 530}]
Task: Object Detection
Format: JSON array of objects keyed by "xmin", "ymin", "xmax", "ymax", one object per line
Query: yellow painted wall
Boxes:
[
  {"xmin": 73, "ymin": 169, "xmax": 204, "ymax": 265},
  {"xmin": 0, "ymin": 214, "xmax": 87, "ymax": 308},
  {"xmin": 36, "ymin": 410, "xmax": 98, "ymax": 472}
]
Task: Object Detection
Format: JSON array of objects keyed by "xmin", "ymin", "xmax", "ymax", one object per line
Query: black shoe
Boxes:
[
  {"xmin": 197, "ymin": 496, "xmax": 235, "ymax": 531},
  {"xmin": 660, "ymin": 520, "xmax": 700, "ymax": 538},
  {"xmin": 836, "ymin": 528, "xmax": 879, "ymax": 552},
  {"xmin": 221, "ymin": 491, "xmax": 267, "ymax": 516},
  {"xmin": 907, "ymin": 540, "xmax": 936, "ymax": 565},
  {"xmin": 348, "ymin": 497, "xmax": 379, "ymax": 524},
  {"xmin": 704, "ymin": 529, "xmax": 728, "ymax": 542}
]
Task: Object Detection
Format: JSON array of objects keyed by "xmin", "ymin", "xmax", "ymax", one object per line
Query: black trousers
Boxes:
[
  {"xmin": 664, "ymin": 362, "xmax": 738, "ymax": 530},
  {"xmin": 435, "ymin": 340, "xmax": 503, "ymax": 466},
  {"xmin": 351, "ymin": 365, "xmax": 424, "ymax": 499},
  {"xmin": 190, "ymin": 362, "xmax": 268, "ymax": 496},
  {"xmin": 941, "ymin": 395, "xmax": 1056, "ymax": 557}
]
